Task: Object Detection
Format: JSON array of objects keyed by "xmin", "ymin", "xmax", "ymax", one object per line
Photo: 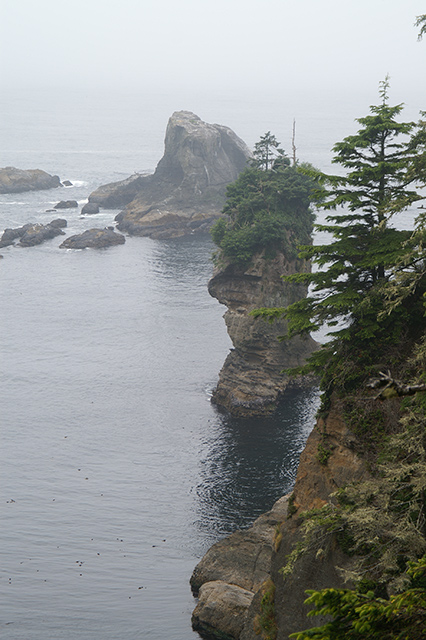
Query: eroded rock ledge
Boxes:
[
  {"xmin": 87, "ymin": 111, "xmax": 251, "ymax": 239},
  {"xmin": 191, "ymin": 399, "xmax": 371, "ymax": 640},
  {"xmin": 208, "ymin": 251, "xmax": 318, "ymax": 417}
]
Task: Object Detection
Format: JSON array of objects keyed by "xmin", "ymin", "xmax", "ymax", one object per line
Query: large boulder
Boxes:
[
  {"xmin": 192, "ymin": 581, "xmax": 254, "ymax": 640},
  {"xmin": 60, "ymin": 227, "xmax": 125, "ymax": 249},
  {"xmin": 54, "ymin": 200, "xmax": 78, "ymax": 209},
  {"xmin": 0, "ymin": 219, "xmax": 67, "ymax": 247},
  {"xmin": 0, "ymin": 167, "xmax": 62, "ymax": 193},
  {"xmin": 87, "ymin": 111, "xmax": 252, "ymax": 238},
  {"xmin": 81, "ymin": 202, "xmax": 100, "ymax": 215},
  {"xmin": 191, "ymin": 496, "xmax": 289, "ymax": 595}
]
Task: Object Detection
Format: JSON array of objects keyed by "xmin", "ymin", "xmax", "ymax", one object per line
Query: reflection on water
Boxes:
[{"xmin": 195, "ymin": 387, "xmax": 320, "ymax": 543}]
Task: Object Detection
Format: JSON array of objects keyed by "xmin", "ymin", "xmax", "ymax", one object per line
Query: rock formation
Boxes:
[
  {"xmin": 0, "ymin": 167, "xmax": 62, "ymax": 193},
  {"xmin": 191, "ymin": 496, "xmax": 289, "ymax": 640},
  {"xmin": 59, "ymin": 227, "xmax": 125, "ymax": 249},
  {"xmin": 208, "ymin": 251, "xmax": 318, "ymax": 417},
  {"xmin": 81, "ymin": 202, "xmax": 100, "ymax": 215},
  {"xmin": 87, "ymin": 111, "xmax": 251, "ymax": 238},
  {"xmin": 54, "ymin": 200, "xmax": 78, "ymax": 209},
  {"xmin": 191, "ymin": 399, "xmax": 371, "ymax": 640},
  {"xmin": 0, "ymin": 219, "xmax": 67, "ymax": 247}
]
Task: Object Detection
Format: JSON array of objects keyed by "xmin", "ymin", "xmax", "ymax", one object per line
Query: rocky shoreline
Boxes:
[{"xmin": 190, "ymin": 397, "xmax": 370, "ymax": 639}]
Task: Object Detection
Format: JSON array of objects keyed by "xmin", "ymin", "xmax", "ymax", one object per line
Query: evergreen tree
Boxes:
[
  {"xmin": 251, "ymin": 131, "xmax": 286, "ymax": 171},
  {"xmin": 256, "ymin": 80, "xmax": 426, "ymax": 390},
  {"xmin": 211, "ymin": 141, "xmax": 320, "ymax": 265}
]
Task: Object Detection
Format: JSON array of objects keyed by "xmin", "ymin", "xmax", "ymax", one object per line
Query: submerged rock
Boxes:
[
  {"xmin": 60, "ymin": 227, "xmax": 125, "ymax": 249},
  {"xmin": 87, "ymin": 111, "xmax": 251, "ymax": 238},
  {"xmin": 0, "ymin": 219, "xmax": 67, "ymax": 247},
  {"xmin": 208, "ymin": 252, "xmax": 318, "ymax": 416},
  {"xmin": 0, "ymin": 167, "xmax": 62, "ymax": 193}
]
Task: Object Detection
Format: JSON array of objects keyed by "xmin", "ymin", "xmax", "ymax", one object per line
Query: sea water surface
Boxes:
[{"xmin": 0, "ymin": 85, "xmax": 421, "ymax": 639}]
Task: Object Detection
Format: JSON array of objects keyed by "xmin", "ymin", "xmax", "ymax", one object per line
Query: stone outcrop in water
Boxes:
[
  {"xmin": 191, "ymin": 399, "xmax": 371, "ymax": 640},
  {"xmin": 0, "ymin": 219, "xmax": 67, "ymax": 247},
  {"xmin": 0, "ymin": 167, "xmax": 62, "ymax": 193},
  {"xmin": 87, "ymin": 111, "xmax": 251, "ymax": 239},
  {"xmin": 60, "ymin": 227, "xmax": 125, "ymax": 249},
  {"xmin": 54, "ymin": 200, "xmax": 78, "ymax": 209},
  {"xmin": 208, "ymin": 251, "xmax": 318, "ymax": 417}
]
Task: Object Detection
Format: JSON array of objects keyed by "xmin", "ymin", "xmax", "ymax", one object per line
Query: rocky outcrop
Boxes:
[
  {"xmin": 208, "ymin": 252, "xmax": 318, "ymax": 417},
  {"xmin": 60, "ymin": 227, "xmax": 125, "ymax": 249},
  {"xmin": 54, "ymin": 200, "xmax": 78, "ymax": 209},
  {"xmin": 0, "ymin": 167, "xmax": 62, "ymax": 193},
  {"xmin": 192, "ymin": 581, "xmax": 254, "ymax": 640},
  {"xmin": 87, "ymin": 111, "xmax": 251, "ymax": 238},
  {"xmin": 191, "ymin": 496, "xmax": 289, "ymax": 595},
  {"xmin": 0, "ymin": 219, "xmax": 67, "ymax": 247},
  {"xmin": 81, "ymin": 202, "xmax": 100, "ymax": 215},
  {"xmin": 191, "ymin": 497, "xmax": 289, "ymax": 640},
  {"xmin": 191, "ymin": 400, "xmax": 371, "ymax": 640}
]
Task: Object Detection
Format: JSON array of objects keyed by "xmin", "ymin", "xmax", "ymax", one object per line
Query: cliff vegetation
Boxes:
[{"xmin": 255, "ymin": 79, "xmax": 426, "ymax": 639}]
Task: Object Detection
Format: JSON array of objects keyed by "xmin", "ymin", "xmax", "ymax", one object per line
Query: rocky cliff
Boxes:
[
  {"xmin": 208, "ymin": 251, "xmax": 318, "ymax": 417},
  {"xmin": 87, "ymin": 111, "xmax": 251, "ymax": 239},
  {"xmin": 191, "ymin": 398, "xmax": 371, "ymax": 639}
]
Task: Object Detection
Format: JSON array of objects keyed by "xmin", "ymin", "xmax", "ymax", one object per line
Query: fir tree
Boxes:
[{"xmin": 255, "ymin": 80, "xmax": 426, "ymax": 390}]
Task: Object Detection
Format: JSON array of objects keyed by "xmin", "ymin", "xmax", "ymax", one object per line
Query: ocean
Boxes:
[{"xmin": 0, "ymin": 85, "xmax": 422, "ymax": 639}]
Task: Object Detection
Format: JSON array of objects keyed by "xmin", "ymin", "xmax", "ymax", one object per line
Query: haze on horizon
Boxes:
[{"xmin": 1, "ymin": 0, "xmax": 425, "ymax": 104}]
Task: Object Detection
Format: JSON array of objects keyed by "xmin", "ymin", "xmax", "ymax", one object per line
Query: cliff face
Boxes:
[
  {"xmin": 208, "ymin": 251, "xmax": 318, "ymax": 417},
  {"xmin": 88, "ymin": 111, "xmax": 251, "ymax": 239},
  {"xmin": 191, "ymin": 398, "xmax": 371, "ymax": 640}
]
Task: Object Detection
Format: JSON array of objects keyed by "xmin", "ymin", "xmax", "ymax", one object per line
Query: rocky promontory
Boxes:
[
  {"xmin": 0, "ymin": 167, "xmax": 62, "ymax": 193},
  {"xmin": 87, "ymin": 111, "xmax": 251, "ymax": 238},
  {"xmin": 208, "ymin": 251, "xmax": 318, "ymax": 417}
]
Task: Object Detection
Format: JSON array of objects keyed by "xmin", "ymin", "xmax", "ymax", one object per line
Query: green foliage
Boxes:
[
  {"xmin": 255, "ymin": 81, "xmax": 426, "ymax": 403},
  {"xmin": 211, "ymin": 143, "xmax": 320, "ymax": 265},
  {"xmin": 289, "ymin": 556, "xmax": 426, "ymax": 640},
  {"xmin": 258, "ymin": 580, "xmax": 278, "ymax": 640},
  {"xmin": 415, "ymin": 14, "xmax": 426, "ymax": 40},
  {"xmin": 251, "ymin": 131, "xmax": 286, "ymax": 171}
]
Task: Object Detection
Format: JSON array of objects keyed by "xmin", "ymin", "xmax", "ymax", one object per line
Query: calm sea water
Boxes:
[{"xmin": 0, "ymin": 85, "xmax": 421, "ymax": 639}]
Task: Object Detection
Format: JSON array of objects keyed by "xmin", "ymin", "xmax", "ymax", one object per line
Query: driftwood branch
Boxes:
[{"xmin": 367, "ymin": 370, "xmax": 426, "ymax": 399}]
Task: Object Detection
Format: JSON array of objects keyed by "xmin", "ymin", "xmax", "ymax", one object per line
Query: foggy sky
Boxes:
[{"xmin": 1, "ymin": 0, "xmax": 425, "ymax": 99}]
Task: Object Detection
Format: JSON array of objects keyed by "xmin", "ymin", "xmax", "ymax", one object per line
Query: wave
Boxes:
[{"xmin": 63, "ymin": 180, "xmax": 88, "ymax": 188}]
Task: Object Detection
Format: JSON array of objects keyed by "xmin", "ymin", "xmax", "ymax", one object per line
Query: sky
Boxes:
[{"xmin": 1, "ymin": 0, "xmax": 425, "ymax": 100}]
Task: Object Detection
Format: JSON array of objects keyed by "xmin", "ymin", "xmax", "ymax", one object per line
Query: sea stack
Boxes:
[
  {"xmin": 208, "ymin": 251, "xmax": 318, "ymax": 417},
  {"xmin": 87, "ymin": 111, "xmax": 252, "ymax": 238}
]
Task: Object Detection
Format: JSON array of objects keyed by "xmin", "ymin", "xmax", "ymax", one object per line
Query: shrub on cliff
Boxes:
[{"xmin": 211, "ymin": 135, "xmax": 320, "ymax": 265}]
